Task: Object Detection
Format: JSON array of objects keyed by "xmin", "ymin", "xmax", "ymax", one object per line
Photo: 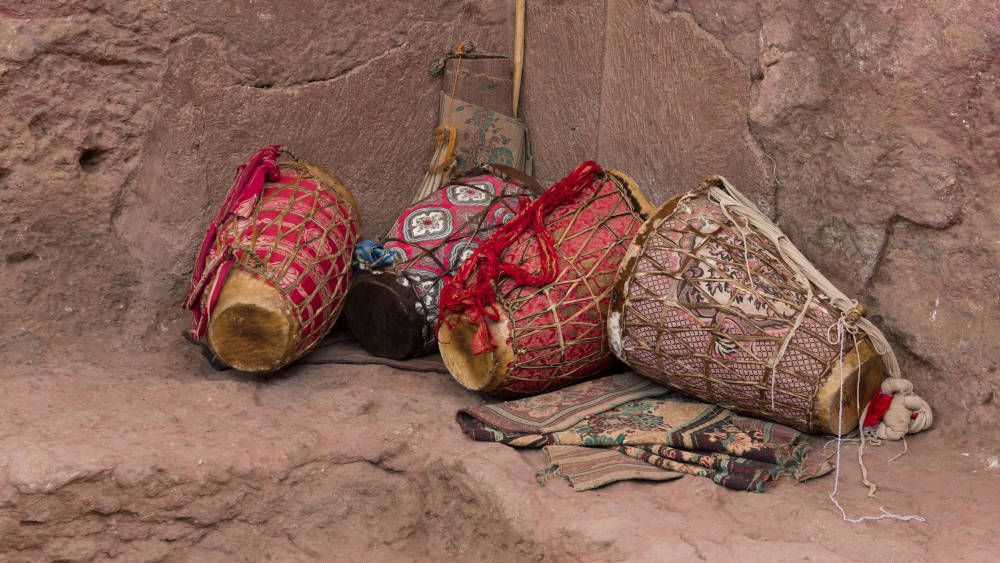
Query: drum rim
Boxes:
[
  {"xmin": 812, "ymin": 338, "xmax": 884, "ymax": 435},
  {"xmin": 207, "ymin": 266, "xmax": 300, "ymax": 373},
  {"xmin": 344, "ymin": 271, "xmax": 433, "ymax": 360},
  {"xmin": 608, "ymin": 194, "xmax": 684, "ymax": 363},
  {"xmin": 604, "ymin": 167, "xmax": 657, "ymax": 218},
  {"xmin": 438, "ymin": 311, "xmax": 514, "ymax": 393}
]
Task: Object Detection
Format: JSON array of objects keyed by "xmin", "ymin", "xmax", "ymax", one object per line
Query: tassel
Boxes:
[{"xmin": 438, "ymin": 161, "xmax": 604, "ymax": 353}]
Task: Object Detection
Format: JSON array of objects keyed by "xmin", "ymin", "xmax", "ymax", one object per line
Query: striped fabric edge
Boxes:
[{"xmin": 543, "ymin": 445, "xmax": 684, "ymax": 491}]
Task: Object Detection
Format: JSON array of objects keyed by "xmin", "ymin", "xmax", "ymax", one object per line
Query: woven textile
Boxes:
[
  {"xmin": 457, "ymin": 373, "xmax": 835, "ymax": 492},
  {"xmin": 610, "ymin": 186, "xmax": 870, "ymax": 433},
  {"xmin": 185, "ymin": 146, "xmax": 359, "ymax": 362},
  {"xmin": 440, "ymin": 93, "xmax": 530, "ymax": 174},
  {"xmin": 376, "ymin": 171, "xmax": 535, "ymax": 345}
]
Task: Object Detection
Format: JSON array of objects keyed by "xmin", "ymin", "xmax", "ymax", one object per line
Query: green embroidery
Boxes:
[{"xmin": 582, "ymin": 434, "xmax": 626, "ymax": 447}]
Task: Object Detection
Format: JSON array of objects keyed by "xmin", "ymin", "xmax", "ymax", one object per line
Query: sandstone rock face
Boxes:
[
  {"xmin": 521, "ymin": 0, "xmax": 999, "ymax": 426},
  {"xmin": 1, "ymin": 353, "xmax": 999, "ymax": 561},
  {"xmin": 0, "ymin": 0, "xmax": 513, "ymax": 361},
  {"xmin": 2, "ymin": 1, "xmax": 999, "ymax": 558}
]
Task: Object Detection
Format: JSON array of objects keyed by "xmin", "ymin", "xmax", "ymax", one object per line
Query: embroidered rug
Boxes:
[{"xmin": 457, "ymin": 373, "xmax": 836, "ymax": 492}]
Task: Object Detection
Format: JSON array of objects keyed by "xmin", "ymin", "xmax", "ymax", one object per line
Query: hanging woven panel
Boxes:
[
  {"xmin": 439, "ymin": 161, "xmax": 654, "ymax": 397},
  {"xmin": 608, "ymin": 176, "xmax": 898, "ymax": 435},
  {"xmin": 184, "ymin": 146, "xmax": 361, "ymax": 373},
  {"xmin": 415, "ymin": 44, "xmax": 532, "ymax": 203},
  {"xmin": 345, "ymin": 165, "xmax": 541, "ymax": 360}
]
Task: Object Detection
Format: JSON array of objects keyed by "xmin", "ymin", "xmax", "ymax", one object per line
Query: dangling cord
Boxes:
[
  {"xmin": 714, "ymin": 191, "xmax": 811, "ymax": 410},
  {"xmin": 827, "ymin": 317, "xmax": 926, "ymax": 523}
]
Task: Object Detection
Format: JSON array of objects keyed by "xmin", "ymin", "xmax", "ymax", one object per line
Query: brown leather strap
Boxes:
[{"xmin": 485, "ymin": 163, "xmax": 545, "ymax": 195}]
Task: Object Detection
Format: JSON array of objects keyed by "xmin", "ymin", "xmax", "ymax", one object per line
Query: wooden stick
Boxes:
[{"xmin": 512, "ymin": 0, "xmax": 525, "ymax": 117}]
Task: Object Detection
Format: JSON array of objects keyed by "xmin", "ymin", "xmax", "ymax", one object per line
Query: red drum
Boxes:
[
  {"xmin": 184, "ymin": 146, "xmax": 360, "ymax": 373},
  {"xmin": 438, "ymin": 161, "xmax": 654, "ymax": 396}
]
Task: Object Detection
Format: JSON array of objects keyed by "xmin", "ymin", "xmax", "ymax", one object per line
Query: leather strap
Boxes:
[{"xmin": 486, "ymin": 163, "xmax": 544, "ymax": 195}]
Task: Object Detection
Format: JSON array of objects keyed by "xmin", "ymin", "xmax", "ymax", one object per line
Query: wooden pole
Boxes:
[{"xmin": 512, "ymin": 0, "xmax": 525, "ymax": 117}]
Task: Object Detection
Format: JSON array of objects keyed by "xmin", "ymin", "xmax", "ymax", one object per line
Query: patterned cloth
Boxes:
[
  {"xmin": 611, "ymin": 188, "xmax": 858, "ymax": 433},
  {"xmin": 458, "ymin": 373, "xmax": 836, "ymax": 492},
  {"xmin": 378, "ymin": 172, "xmax": 533, "ymax": 340},
  {"xmin": 440, "ymin": 93, "xmax": 530, "ymax": 174}
]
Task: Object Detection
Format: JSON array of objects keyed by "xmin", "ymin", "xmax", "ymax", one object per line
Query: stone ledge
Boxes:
[{"xmin": 1, "ymin": 346, "xmax": 998, "ymax": 560}]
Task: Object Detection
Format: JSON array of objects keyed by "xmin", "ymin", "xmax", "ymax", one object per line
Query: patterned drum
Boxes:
[
  {"xmin": 609, "ymin": 176, "xmax": 887, "ymax": 435},
  {"xmin": 184, "ymin": 146, "xmax": 360, "ymax": 373},
  {"xmin": 345, "ymin": 165, "xmax": 540, "ymax": 359},
  {"xmin": 438, "ymin": 161, "xmax": 654, "ymax": 396}
]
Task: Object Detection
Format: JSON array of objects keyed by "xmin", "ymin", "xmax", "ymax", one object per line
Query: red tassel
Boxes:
[
  {"xmin": 863, "ymin": 391, "xmax": 894, "ymax": 429},
  {"xmin": 438, "ymin": 161, "xmax": 604, "ymax": 353}
]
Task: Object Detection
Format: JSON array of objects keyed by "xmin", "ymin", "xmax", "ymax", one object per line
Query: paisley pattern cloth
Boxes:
[
  {"xmin": 457, "ymin": 373, "xmax": 835, "ymax": 492},
  {"xmin": 609, "ymin": 185, "xmax": 878, "ymax": 434}
]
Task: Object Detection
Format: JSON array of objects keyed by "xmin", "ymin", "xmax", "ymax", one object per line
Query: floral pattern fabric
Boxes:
[
  {"xmin": 614, "ymin": 191, "xmax": 855, "ymax": 433},
  {"xmin": 458, "ymin": 373, "xmax": 835, "ymax": 492},
  {"xmin": 440, "ymin": 93, "xmax": 529, "ymax": 174}
]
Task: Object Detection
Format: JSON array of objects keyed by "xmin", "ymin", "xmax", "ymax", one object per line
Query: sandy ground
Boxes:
[{"xmin": 1, "ymin": 337, "xmax": 997, "ymax": 562}]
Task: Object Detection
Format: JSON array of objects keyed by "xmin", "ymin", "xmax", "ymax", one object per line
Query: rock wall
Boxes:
[
  {"xmin": 2, "ymin": 1, "xmax": 997, "ymax": 425},
  {"xmin": 0, "ymin": 0, "xmax": 514, "ymax": 360},
  {"xmin": 521, "ymin": 0, "xmax": 999, "ymax": 426}
]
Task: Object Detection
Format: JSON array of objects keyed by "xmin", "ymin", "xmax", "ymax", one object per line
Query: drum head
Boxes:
[
  {"xmin": 812, "ymin": 339, "xmax": 885, "ymax": 435},
  {"xmin": 207, "ymin": 268, "xmax": 296, "ymax": 373},
  {"xmin": 344, "ymin": 273, "xmax": 430, "ymax": 360},
  {"xmin": 438, "ymin": 312, "xmax": 515, "ymax": 394}
]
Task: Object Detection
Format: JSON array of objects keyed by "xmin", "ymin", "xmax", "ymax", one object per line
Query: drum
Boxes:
[
  {"xmin": 608, "ymin": 176, "xmax": 887, "ymax": 435},
  {"xmin": 184, "ymin": 146, "xmax": 360, "ymax": 373},
  {"xmin": 344, "ymin": 165, "xmax": 540, "ymax": 359},
  {"xmin": 438, "ymin": 161, "xmax": 654, "ymax": 396}
]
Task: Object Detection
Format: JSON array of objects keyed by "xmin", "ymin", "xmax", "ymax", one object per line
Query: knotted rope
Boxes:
[
  {"xmin": 827, "ymin": 319, "xmax": 928, "ymax": 523},
  {"xmin": 439, "ymin": 161, "xmax": 604, "ymax": 354},
  {"xmin": 353, "ymin": 240, "xmax": 397, "ymax": 271}
]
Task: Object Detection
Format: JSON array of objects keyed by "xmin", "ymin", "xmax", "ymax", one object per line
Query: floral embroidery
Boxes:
[
  {"xmin": 457, "ymin": 375, "xmax": 836, "ymax": 493},
  {"xmin": 446, "ymin": 183, "xmax": 492, "ymax": 205},
  {"xmin": 446, "ymin": 97, "xmax": 526, "ymax": 171},
  {"xmin": 402, "ymin": 207, "xmax": 454, "ymax": 242}
]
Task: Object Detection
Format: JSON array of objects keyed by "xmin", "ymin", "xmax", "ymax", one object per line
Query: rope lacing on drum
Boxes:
[{"xmin": 703, "ymin": 176, "xmax": 932, "ymax": 523}]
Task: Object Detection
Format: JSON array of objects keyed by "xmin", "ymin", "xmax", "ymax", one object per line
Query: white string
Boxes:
[
  {"xmin": 827, "ymin": 318, "xmax": 926, "ymax": 524},
  {"xmin": 708, "ymin": 186, "xmax": 814, "ymax": 409}
]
